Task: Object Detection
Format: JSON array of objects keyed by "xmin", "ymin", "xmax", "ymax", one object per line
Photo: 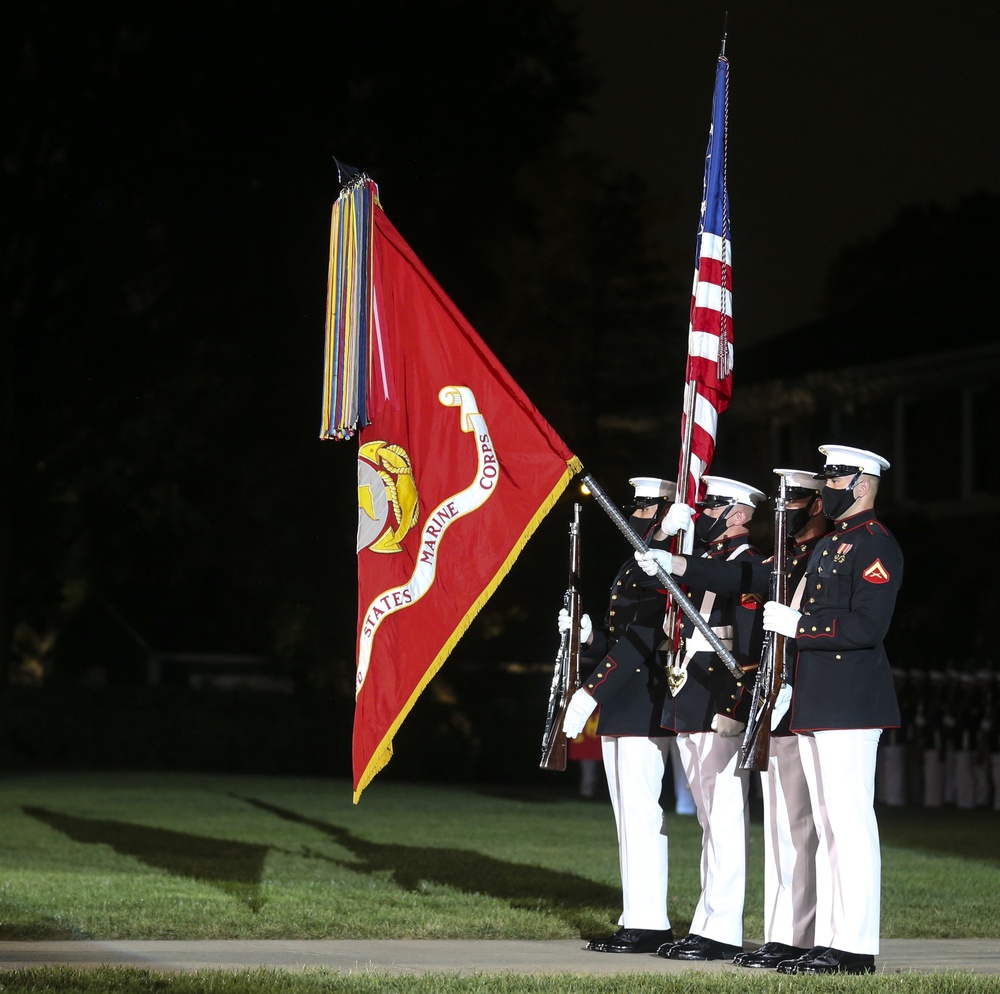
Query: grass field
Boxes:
[{"xmin": 0, "ymin": 771, "xmax": 998, "ymax": 992}]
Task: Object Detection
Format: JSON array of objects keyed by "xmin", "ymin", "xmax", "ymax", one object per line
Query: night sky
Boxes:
[
  {"xmin": 5, "ymin": 1, "xmax": 997, "ymax": 686},
  {"xmin": 569, "ymin": 0, "xmax": 1000, "ymax": 343}
]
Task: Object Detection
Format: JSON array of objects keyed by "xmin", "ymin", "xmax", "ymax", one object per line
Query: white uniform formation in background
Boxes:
[{"xmin": 876, "ymin": 668, "xmax": 1000, "ymax": 810}]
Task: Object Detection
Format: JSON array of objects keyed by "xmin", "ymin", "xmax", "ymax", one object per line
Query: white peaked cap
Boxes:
[
  {"xmin": 817, "ymin": 444, "xmax": 891, "ymax": 478},
  {"xmin": 629, "ymin": 476, "xmax": 677, "ymax": 500},
  {"xmin": 701, "ymin": 475, "xmax": 766, "ymax": 507},
  {"xmin": 773, "ymin": 468, "xmax": 823, "ymax": 495}
]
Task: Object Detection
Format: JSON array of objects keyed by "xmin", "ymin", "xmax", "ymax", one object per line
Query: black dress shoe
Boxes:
[
  {"xmin": 733, "ymin": 941, "xmax": 810, "ymax": 968},
  {"xmin": 586, "ymin": 927, "xmax": 624, "ymax": 952},
  {"xmin": 658, "ymin": 932, "xmax": 743, "ymax": 961},
  {"xmin": 788, "ymin": 946, "xmax": 876, "ymax": 975},
  {"xmin": 775, "ymin": 946, "xmax": 828, "ymax": 974},
  {"xmin": 587, "ymin": 927, "xmax": 674, "ymax": 953},
  {"xmin": 657, "ymin": 932, "xmax": 704, "ymax": 956}
]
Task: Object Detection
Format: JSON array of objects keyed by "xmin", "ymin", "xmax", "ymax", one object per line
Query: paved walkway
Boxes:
[{"xmin": 1, "ymin": 939, "xmax": 999, "ymax": 975}]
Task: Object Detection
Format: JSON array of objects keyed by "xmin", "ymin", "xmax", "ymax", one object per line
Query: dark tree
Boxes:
[
  {"xmin": 821, "ymin": 192, "xmax": 1000, "ymax": 317},
  {"xmin": 2, "ymin": 3, "xmax": 683, "ymax": 695}
]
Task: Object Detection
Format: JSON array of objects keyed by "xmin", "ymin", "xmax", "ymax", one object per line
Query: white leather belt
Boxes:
[{"xmin": 681, "ymin": 626, "xmax": 733, "ymax": 654}]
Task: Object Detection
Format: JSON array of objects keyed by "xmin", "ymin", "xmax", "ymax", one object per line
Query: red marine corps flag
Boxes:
[{"xmin": 321, "ymin": 168, "xmax": 581, "ymax": 802}]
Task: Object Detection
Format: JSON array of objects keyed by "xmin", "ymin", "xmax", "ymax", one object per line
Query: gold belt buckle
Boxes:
[
  {"xmin": 667, "ymin": 638, "xmax": 688, "ymax": 696},
  {"xmin": 667, "ymin": 663, "xmax": 688, "ymax": 696}
]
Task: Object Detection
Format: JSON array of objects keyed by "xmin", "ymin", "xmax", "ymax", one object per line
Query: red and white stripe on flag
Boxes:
[
  {"xmin": 679, "ymin": 55, "xmax": 733, "ymax": 507},
  {"xmin": 682, "ymin": 230, "xmax": 733, "ymax": 503}
]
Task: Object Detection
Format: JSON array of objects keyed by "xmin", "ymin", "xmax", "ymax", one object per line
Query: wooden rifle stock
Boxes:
[
  {"xmin": 540, "ymin": 503, "xmax": 582, "ymax": 771},
  {"xmin": 739, "ymin": 475, "xmax": 789, "ymax": 771}
]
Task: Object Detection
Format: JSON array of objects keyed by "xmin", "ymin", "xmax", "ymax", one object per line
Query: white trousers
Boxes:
[
  {"xmin": 761, "ymin": 735, "xmax": 817, "ymax": 948},
  {"xmin": 675, "ymin": 731, "xmax": 750, "ymax": 946},
  {"xmin": 944, "ymin": 745, "xmax": 957, "ymax": 805},
  {"xmin": 602, "ymin": 735, "xmax": 672, "ymax": 929},
  {"xmin": 670, "ymin": 738, "xmax": 697, "ymax": 815},
  {"xmin": 954, "ymin": 749, "xmax": 976, "ymax": 809},
  {"xmin": 923, "ymin": 749, "xmax": 944, "ymax": 807},
  {"xmin": 797, "ymin": 728, "xmax": 882, "ymax": 955},
  {"xmin": 876, "ymin": 742, "xmax": 907, "ymax": 806}
]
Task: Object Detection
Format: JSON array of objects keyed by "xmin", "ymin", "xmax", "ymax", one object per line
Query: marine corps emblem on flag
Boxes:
[
  {"xmin": 863, "ymin": 559, "xmax": 891, "ymax": 584},
  {"xmin": 357, "ymin": 441, "xmax": 420, "ymax": 554},
  {"xmin": 355, "ymin": 385, "xmax": 502, "ymax": 696}
]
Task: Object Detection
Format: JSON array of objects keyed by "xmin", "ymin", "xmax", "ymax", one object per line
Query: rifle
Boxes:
[
  {"xmin": 540, "ymin": 502, "xmax": 583, "ymax": 771},
  {"xmin": 738, "ymin": 473, "xmax": 789, "ymax": 771}
]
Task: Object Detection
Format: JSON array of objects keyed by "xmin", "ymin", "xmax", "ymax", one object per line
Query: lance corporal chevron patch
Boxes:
[{"xmin": 863, "ymin": 559, "xmax": 891, "ymax": 584}]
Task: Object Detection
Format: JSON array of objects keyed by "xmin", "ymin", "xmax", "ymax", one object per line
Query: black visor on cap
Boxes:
[
  {"xmin": 784, "ymin": 487, "xmax": 819, "ymax": 501},
  {"xmin": 696, "ymin": 495, "xmax": 735, "ymax": 509},
  {"xmin": 814, "ymin": 464, "xmax": 863, "ymax": 481},
  {"xmin": 625, "ymin": 495, "xmax": 663, "ymax": 512}
]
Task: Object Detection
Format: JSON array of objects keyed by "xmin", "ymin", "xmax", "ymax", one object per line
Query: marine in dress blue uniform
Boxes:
[
  {"xmin": 764, "ymin": 445, "xmax": 903, "ymax": 977},
  {"xmin": 560, "ymin": 477, "xmax": 677, "ymax": 954},
  {"xmin": 640, "ymin": 470, "xmax": 830, "ymax": 968},
  {"xmin": 739, "ymin": 471, "xmax": 827, "ymax": 968},
  {"xmin": 650, "ymin": 475, "xmax": 766, "ymax": 962}
]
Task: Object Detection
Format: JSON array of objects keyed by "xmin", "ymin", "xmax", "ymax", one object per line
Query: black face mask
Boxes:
[
  {"xmin": 786, "ymin": 499, "xmax": 815, "ymax": 537},
  {"xmin": 629, "ymin": 511, "xmax": 655, "ymax": 539},
  {"xmin": 695, "ymin": 509, "xmax": 728, "ymax": 544},
  {"xmin": 821, "ymin": 485, "xmax": 856, "ymax": 521}
]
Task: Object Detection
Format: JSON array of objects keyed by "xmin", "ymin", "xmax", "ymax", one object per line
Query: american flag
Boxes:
[{"xmin": 678, "ymin": 54, "xmax": 734, "ymax": 510}]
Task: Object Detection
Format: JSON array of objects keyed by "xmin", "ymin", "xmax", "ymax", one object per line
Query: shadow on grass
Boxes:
[
  {"xmin": 235, "ymin": 794, "xmax": 620, "ymax": 937},
  {"xmin": 22, "ymin": 806, "xmax": 267, "ymax": 911},
  {"xmin": 0, "ymin": 900, "xmax": 83, "ymax": 941}
]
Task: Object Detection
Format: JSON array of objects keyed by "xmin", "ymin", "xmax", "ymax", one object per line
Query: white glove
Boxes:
[
  {"xmin": 633, "ymin": 548, "xmax": 676, "ymax": 577},
  {"xmin": 770, "ymin": 683, "xmax": 793, "ymax": 730},
  {"xmin": 762, "ymin": 601, "xmax": 802, "ymax": 638},
  {"xmin": 561, "ymin": 688, "xmax": 598, "ymax": 739},
  {"xmin": 558, "ymin": 609, "xmax": 592, "ymax": 643},
  {"xmin": 661, "ymin": 502, "xmax": 696, "ymax": 537}
]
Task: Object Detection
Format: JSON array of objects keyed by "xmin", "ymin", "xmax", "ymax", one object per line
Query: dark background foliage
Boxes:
[
  {"xmin": 2, "ymin": 3, "xmax": 680, "ymax": 711},
  {"xmin": 3, "ymin": 3, "xmax": 997, "ymax": 780}
]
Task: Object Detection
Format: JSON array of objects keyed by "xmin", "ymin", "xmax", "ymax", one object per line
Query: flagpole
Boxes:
[
  {"xmin": 666, "ymin": 39, "xmax": 735, "ymax": 656},
  {"xmin": 581, "ymin": 472, "xmax": 743, "ymax": 681},
  {"xmin": 676, "ymin": 381, "xmax": 696, "ymax": 553}
]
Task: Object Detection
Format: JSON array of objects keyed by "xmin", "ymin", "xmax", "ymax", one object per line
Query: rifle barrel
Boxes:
[{"xmin": 540, "ymin": 503, "xmax": 583, "ymax": 772}]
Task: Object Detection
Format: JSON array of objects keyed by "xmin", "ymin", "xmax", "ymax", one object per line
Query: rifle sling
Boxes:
[{"xmin": 668, "ymin": 543, "xmax": 747, "ymax": 689}]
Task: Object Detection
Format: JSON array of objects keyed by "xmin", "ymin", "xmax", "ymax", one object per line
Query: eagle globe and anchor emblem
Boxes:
[
  {"xmin": 357, "ymin": 441, "xmax": 420, "ymax": 554},
  {"xmin": 353, "ymin": 385, "xmax": 501, "ymax": 697}
]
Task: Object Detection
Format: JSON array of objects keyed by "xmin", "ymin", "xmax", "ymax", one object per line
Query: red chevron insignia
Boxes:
[{"xmin": 863, "ymin": 559, "xmax": 890, "ymax": 584}]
